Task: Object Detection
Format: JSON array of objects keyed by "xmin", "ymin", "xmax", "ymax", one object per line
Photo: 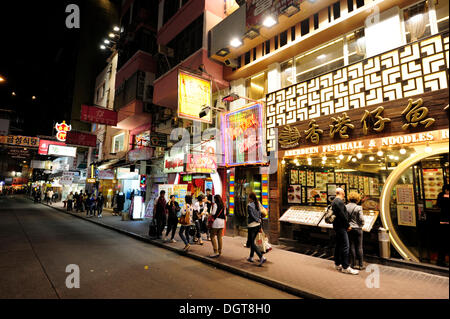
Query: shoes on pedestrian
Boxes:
[
  {"xmin": 183, "ymin": 244, "xmax": 190, "ymax": 251},
  {"xmin": 259, "ymin": 257, "xmax": 267, "ymax": 267},
  {"xmin": 209, "ymin": 253, "xmax": 220, "ymax": 258},
  {"xmin": 171, "ymin": 239, "xmax": 176, "ymax": 243},
  {"xmin": 198, "ymin": 241, "xmax": 203, "ymax": 245},
  {"xmin": 342, "ymin": 267, "xmax": 359, "ymax": 275},
  {"xmin": 335, "ymin": 264, "xmax": 343, "ymax": 271},
  {"xmin": 247, "ymin": 257, "xmax": 254, "ymax": 263}
]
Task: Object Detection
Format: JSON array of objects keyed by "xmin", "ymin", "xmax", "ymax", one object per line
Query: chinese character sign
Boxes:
[
  {"xmin": 0, "ymin": 135, "xmax": 39, "ymax": 147},
  {"xmin": 223, "ymin": 103, "xmax": 264, "ymax": 166},
  {"xmin": 55, "ymin": 121, "xmax": 72, "ymax": 142},
  {"xmin": 178, "ymin": 70, "xmax": 212, "ymax": 123},
  {"xmin": 80, "ymin": 105, "xmax": 118, "ymax": 126}
]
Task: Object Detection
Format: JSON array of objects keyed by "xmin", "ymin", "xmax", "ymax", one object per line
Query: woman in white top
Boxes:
[
  {"xmin": 179, "ymin": 195, "xmax": 193, "ymax": 251},
  {"xmin": 208, "ymin": 195, "xmax": 226, "ymax": 258}
]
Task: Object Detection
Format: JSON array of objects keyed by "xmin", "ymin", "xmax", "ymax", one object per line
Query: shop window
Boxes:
[
  {"xmin": 347, "ymin": 0, "xmax": 354, "ymax": 13},
  {"xmin": 403, "ymin": 1, "xmax": 431, "ymax": 43},
  {"xmin": 245, "ymin": 72, "xmax": 267, "ymax": 101},
  {"xmin": 280, "ymin": 59, "xmax": 294, "ymax": 89},
  {"xmin": 280, "ymin": 30, "xmax": 288, "ymax": 47},
  {"xmin": 112, "ymin": 133, "xmax": 125, "ymax": 153},
  {"xmin": 291, "ymin": 26, "xmax": 296, "ymax": 41},
  {"xmin": 435, "ymin": 0, "xmax": 449, "ymax": 32},
  {"xmin": 356, "ymin": 0, "xmax": 364, "ymax": 9},
  {"xmin": 333, "ymin": 2, "xmax": 341, "ymax": 20},
  {"xmin": 347, "ymin": 28, "xmax": 366, "ymax": 63},
  {"xmin": 313, "ymin": 13, "xmax": 319, "ymax": 30},
  {"xmin": 274, "ymin": 35, "xmax": 279, "ymax": 50},
  {"xmin": 301, "ymin": 18, "xmax": 310, "ymax": 36},
  {"xmin": 295, "ymin": 38, "xmax": 344, "ymax": 83}
]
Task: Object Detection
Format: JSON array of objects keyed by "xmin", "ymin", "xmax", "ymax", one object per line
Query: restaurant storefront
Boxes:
[{"xmin": 265, "ymin": 32, "xmax": 449, "ymax": 265}]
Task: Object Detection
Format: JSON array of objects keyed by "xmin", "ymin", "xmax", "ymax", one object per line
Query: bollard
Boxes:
[{"xmin": 378, "ymin": 227, "xmax": 391, "ymax": 259}]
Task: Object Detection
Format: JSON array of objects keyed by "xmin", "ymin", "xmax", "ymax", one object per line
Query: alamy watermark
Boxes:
[
  {"xmin": 65, "ymin": 264, "xmax": 80, "ymax": 288},
  {"xmin": 365, "ymin": 264, "xmax": 380, "ymax": 288},
  {"xmin": 65, "ymin": 4, "xmax": 80, "ymax": 29}
]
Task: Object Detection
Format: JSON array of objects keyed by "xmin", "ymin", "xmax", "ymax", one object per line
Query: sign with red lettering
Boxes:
[
  {"xmin": 38, "ymin": 139, "xmax": 66, "ymax": 155},
  {"xmin": 223, "ymin": 103, "xmax": 264, "ymax": 166},
  {"xmin": 186, "ymin": 141, "xmax": 217, "ymax": 173},
  {"xmin": 80, "ymin": 105, "xmax": 118, "ymax": 126},
  {"xmin": 66, "ymin": 131, "xmax": 97, "ymax": 147},
  {"xmin": 163, "ymin": 148, "xmax": 185, "ymax": 173},
  {"xmin": 55, "ymin": 121, "xmax": 72, "ymax": 142}
]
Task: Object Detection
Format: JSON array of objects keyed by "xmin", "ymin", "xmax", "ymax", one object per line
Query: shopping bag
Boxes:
[
  {"xmin": 255, "ymin": 231, "xmax": 266, "ymax": 253},
  {"xmin": 264, "ymin": 236, "xmax": 272, "ymax": 253},
  {"xmin": 148, "ymin": 220, "xmax": 157, "ymax": 237}
]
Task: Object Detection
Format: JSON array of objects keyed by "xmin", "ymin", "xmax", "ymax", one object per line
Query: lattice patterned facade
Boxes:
[{"xmin": 265, "ymin": 33, "xmax": 450, "ymax": 151}]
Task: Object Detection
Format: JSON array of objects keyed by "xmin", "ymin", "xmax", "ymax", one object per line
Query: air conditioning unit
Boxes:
[{"xmin": 158, "ymin": 44, "xmax": 174, "ymax": 58}]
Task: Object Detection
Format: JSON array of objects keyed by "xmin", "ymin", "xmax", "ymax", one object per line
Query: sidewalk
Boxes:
[{"xmin": 43, "ymin": 200, "xmax": 448, "ymax": 299}]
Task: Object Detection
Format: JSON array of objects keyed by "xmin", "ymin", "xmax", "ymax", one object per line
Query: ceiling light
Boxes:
[
  {"xmin": 230, "ymin": 38, "xmax": 243, "ymax": 48},
  {"xmin": 317, "ymin": 54, "xmax": 326, "ymax": 59},
  {"xmin": 108, "ymin": 33, "xmax": 115, "ymax": 38},
  {"xmin": 338, "ymin": 154, "xmax": 344, "ymax": 160},
  {"xmin": 281, "ymin": 159, "xmax": 286, "ymax": 165},
  {"xmin": 262, "ymin": 16, "xmax": 277, "ymax": 28},
  {"xmin": 12, "ymin": 92, "xmax": 16, "ymax": 96},
  {"xmin": 113, "ymin": 26, "xmax": 120, "ymax": 32},
  {"xmin": 425, "ymin": 145, "xmax": 432, "ymax": 153},
  {"xmin": 394, "ymin": 156, "xmax": 399, "ymax": 161},
  {"xmin": 377, "ymin": 151, "xmax": 384, "ymax": 156},
  {"xmin": 104, "ymin": 39, "xmax": 110, "ymax": 44},
  {"xmin": 388, "ymin": 155, "xmax": 394, "ymax": 160},
  {"xmin": 244, "ymin": 28, "xmax": 260, "ymax": 39},
  {"xmin": 321, "ymin": 160, "xmax": 326, "ymax": 165},
  {"xmin": 100, "ymin": 45, "xmax": 106, "ymax": 50},
  {"xmin": 281, "ymin": 4, "xmax": 300, "ymax": 17},
  {"xmin": 400, "ymin": 148, "xmax": 406, "ymax": 155},
  {"xmin": 369, "ymin": 156, "xmax": 375, "ymax": 161},
  {"xmin": 336, "ymin": 159, "xmax": 341, "ymax": 163},
  {"xmin": 356, "ymin": 153, "xmax": 362, "ymax": 159},
  {"xmin": 216, "ymin": 48, "xmax": 230, "ymax": 57},
  {"xmin": 322, "ymin": 156, "xmax": 327, "ymax": 161},
  {"xmin": 351, "ymin": 157, "xmax": 357, "ymax": 162},
  {"xmin": 296, "ymin": 163, "xmax": 300, "ymax": 166}
]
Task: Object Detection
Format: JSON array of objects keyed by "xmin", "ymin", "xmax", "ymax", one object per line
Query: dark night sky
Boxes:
[{"xmin": 0, "ymin": 1, "xmax": 83, "ymax": 137}]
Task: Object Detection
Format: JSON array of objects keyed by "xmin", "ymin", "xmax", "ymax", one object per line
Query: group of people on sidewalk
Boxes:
[
  {"xmin": 152, "ymin": 189, "xmax": 268, "ymax": 266},
  {"xmin": 65, "ymin": 190, "xmax": 105, "ymax": 218}
]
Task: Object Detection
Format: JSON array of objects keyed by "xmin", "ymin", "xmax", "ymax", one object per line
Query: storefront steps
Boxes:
[
  {"xmin": 278, "ymin": 237, "xmax": 449, "ymax": 278},
  {"xmin": 35, "ymin": 199, "xmax": 449, "ymax": 299}
]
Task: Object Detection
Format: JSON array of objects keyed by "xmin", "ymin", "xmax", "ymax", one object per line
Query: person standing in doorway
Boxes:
[
  {"xmin": 436, "ymin": 184, "xmax": 450, "ymax": 267},
  {"xmin": 346, "ymin": 191, "xmax": 365, "ymax": 270},
  {"xmin": 154, "ymin": 190, "xmax": 168, "ymax": 239},
  {"xmin": 246, "ymin": 192, "xmax": 266, "ymax": 266},
  {"xmin": 333, "ymin": 188, "xmax": 359, "ymax": 275},
  {"xmin": 209, "ymin": 194, "xmax": 226, "ymax": 258},
  {"xmin": 165, "ymin": 195, "xmax": 180, "ymax": 242}
]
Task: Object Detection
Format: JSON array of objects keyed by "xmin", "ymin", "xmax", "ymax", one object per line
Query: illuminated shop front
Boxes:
[
  {"xmin": 265, "ymin": 31, "xmax": 449, "ymax": 265},
  {"xmin": 222, "ymin": 103, "xmax": 270, "ymax": 236}
]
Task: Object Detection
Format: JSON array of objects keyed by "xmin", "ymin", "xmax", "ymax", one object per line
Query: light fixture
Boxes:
[
  {"xmin": 336, "ymin": 159, "xmax": 341, "ymax": 163},
  {"xmin": 216, "ymin": 48, "xmax": 230, "ymax": 57},
  {"xmin": 281, "ymin": 4, "xmax": 300, "ymax": 17},
  {"xmin": 32, "ymin": 96, "xmax": 36, "ymax": 100},
  {"xmin": 351, "ymin": 157, "xmax": 357, "ymax": 162},
  {"xmin": 262, "ymin": 15, "xmax": 277, "ymax": 28},
  {"xmin": 400, "ymin": 148, "xmax": 406, "ymax": 155},
  {"xmin": 356, "ymin": 153, "xmax": 363, "ymax": 159},
  {"xmin": 104, "ymin": 39, "xmax": 110, "ymax": 44},
  {"xmin": 322, "ymin": 156, "xmax": 327, "ymax": 161},
  {"xmin": 296, "ymin": 163, "xmax": 300, "ymax": 166},
  {"xmin": 12, "ymin": 91, "xmax": 16, "ymax": 96},
  {"xmin": 388, "ymin": 155, "xmax": 394, "ymax": 160},
  {"xmin": 369, "ymin": 156, "xmax": 375, "ymax": 161},
  {"xmin": 113, "ymin": 26, "xmax": 120, "ymax": 32},
  {"xmin": 425, "ymin": 144, "xmax": 432, "ymax": 153},
  {"xmin": 317, "ymin": 54, "xmax": 326, "ymax": 59},
  {"xmin": 108, "ymin": 33, "xmax": 115, "ymax": 38},
  {"xmin": 100, "ymin": 45, "xmax": 106, "ymax": 50},
  {"xmin": 321, "ymin": 160, "xmax": 326, "ymax": 165},
  {"xmin": 0, "ymin": 75, "xmax": 5, "ymax": 82},
  {"xmin": 244, "ymin": 27, "xmax": 260, "ymax": 39},
  {"xmin": 281, "ymin": 159, "xmax": 286, "ymax": 165},
  {"xmin": 377, "ymin": 151, "xmax": 384, "ymax": 156},
  {"xmin": 394, "ymin": 156, "xmax": 399, "ymax": 161},
  {"xmin": 338, "ymin": 154, "xmax": 344, "ymax": 160},
  {"xmin": 230, "ymin": 38, "xmax": 243, "ymax": 48}
]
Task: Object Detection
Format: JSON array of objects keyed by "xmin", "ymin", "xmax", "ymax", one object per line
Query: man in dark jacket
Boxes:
[
  {"xmin": 164, "ymin": 195, "xmax": 180, "ymax": 242},
  {"xmin": 332, "ymin": 188, "xmax": 358, "ymax": 275},
  {"xmin": 154, "ymin": 190, "xmax": 167, "ymax": 239},
  {"xmin": 96, "ymin": 193, "xmax": 105, "ymax": 218}
]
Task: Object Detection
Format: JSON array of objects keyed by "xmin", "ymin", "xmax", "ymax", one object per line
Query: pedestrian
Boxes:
[
  {"xmin": 96, "ymin": 192, "xmax": 105, "ymax": 218},
  {"xmin": 333, "ymin": 188, "xmax": 359, "ymax": 275},
  {"xmin": 192, "ymin": 194, "xmax": 207, "ymax": 245},
  {"xmin": 164, "ymin": 195, "xmax": 180, "ymax": 242},
  {"xmin": 205, "ymin": 188, "xmax": 213, "ymax": 241},
  {"xmin": 48, "ymin": 189, "xmax": 54, "ymax": 205},
  {"xmin": 208, "ymin": 194, "xmax": 226, "ymax": 258},
  {"xmin": 86, "ymin": 194, "xmax": 94, "ymax": 217},
  {"xmin": 179, "ymin": 195, "xmax": 193, "ymax": 251},
  {"xmin": 154, "ymin": 190, "xmax": 167, "ymax": 239},
  {"xmin": 346, "ymin": 191, "xmax": 365, "ymax": 270},
  {"xmin": 436, "ymin": 184, "xmax": 450, "ymax": 267},
  {"xmin": 246, "ymin": 192, "xmax": 266, "ymax": 266},
  {"xmin": 67, "ymin": 192, "xmax": 74, "ymax": 211}
]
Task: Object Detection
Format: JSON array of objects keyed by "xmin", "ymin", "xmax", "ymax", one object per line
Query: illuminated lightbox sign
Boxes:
[
  {"xmin": 222, "ymin": 103, "xmax": 264, "ymax": 166},
  {"xmin": 48, "ymin": 144, "xmax": 77, "ymax": 157},
  {"xmin": 55, "ymin": 121, "xmax": 72, "ymax": 142},
  {"xmin": 178, "ymin": 70, "xmax": 212, "ymax": 123}
]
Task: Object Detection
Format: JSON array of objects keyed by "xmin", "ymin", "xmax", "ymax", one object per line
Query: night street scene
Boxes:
[{"xmin": 0, "ymin": 0, "xmax": 449, "ymax": 310}]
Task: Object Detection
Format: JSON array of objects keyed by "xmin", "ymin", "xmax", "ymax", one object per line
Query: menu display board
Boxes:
[
  {"xmin": 299, "ymin": 171, "xmax": 306, "ymax": 185},
  {"xmin": 287, "ymin": 185, "xmax": 302, "ymax": 204},
  {"xmin": 307, "ymin": 171, "xmax": 314, "ymax": 187},
  {"xmin": 422, "ymin": 169, "xmax": 443, "ymax": 200},
  {"xmin": 397, "ymin": 205, "xmax": 416, "ymax": 227},
  {"xmin": 363, "ymin": 176, "xmax": 370, "ymax": 196},
  {"xmin": 290, "ymin": 170, "xmax": 298, "ymax": 184},
  {"xmin": 369, "ymin": 177, "xmax": 380, "ymax": 196},
  {"xmin": 319, "ymin": 210, "xmax": 379, "ymax": 232},
  {"xmin": 396, "ymin": 184, "xmax": 415, "ymax": 205},
  {"xmin": 279, "ymin": 206, "xmax": 326, "ymax": 226},
  {"xmin": 336, "ymin": 173, "xmax": 343, "ymax": 184}
]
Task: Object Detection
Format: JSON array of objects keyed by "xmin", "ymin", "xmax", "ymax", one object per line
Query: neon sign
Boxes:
[{"xmin": 55, "ymin": 121, "xmax": 72, "ymax": 142}]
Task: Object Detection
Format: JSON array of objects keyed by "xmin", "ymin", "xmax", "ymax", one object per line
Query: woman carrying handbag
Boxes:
[
  {"xmin": 179, "ymin": 195, "xmax": 193, "ymax": 251},
  {"xmin": 208, "ymin": 195, "xmax": 226, "ymax": 258},
  {"xmin": 246, "ymin": 192, "xmax": 267, "ymax": 266}
]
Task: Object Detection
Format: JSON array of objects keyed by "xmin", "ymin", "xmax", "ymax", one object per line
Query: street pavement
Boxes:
[
  {"xmin": 0, "ymin": 196, "xmax": 298, "ymax": 299},
  {"xmin": 5, "ymin": 196, "xmax": 449, "ymax": 299}
]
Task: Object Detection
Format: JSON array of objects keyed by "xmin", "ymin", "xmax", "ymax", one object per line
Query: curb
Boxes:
[{"xmin": 38, "ymin": 200, "xmax": 324, "ymax": 299}]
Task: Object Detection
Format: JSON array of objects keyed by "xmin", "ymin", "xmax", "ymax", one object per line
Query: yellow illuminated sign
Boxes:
[{"xmin": 178, "ymin": 70, "xmax": 211, "ymax": 123}]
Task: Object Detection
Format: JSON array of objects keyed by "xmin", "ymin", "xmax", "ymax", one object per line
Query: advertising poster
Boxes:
[
  {"xmin": 178, "ymin": 70, "xmax": 212, "ymax": 123},
  {"xmin": 397, "ymin": 205, "xmax": 416, "ymax": 227},
  {"xmin": 396, "ymin": 184, "xmax": 415, "ymax": 205},
  {"xmin": 287, "ymin": 185, "xmax": 301, "ymax": 203}
]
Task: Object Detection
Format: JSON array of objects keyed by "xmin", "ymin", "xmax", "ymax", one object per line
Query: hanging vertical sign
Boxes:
[{"xmin": 55, "ymin": 121, "xmax": 72, "ymax": 142}]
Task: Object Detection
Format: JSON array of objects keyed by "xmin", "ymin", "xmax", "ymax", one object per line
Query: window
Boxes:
[
  {"xmin": 295, "ymin": 38, "xmax": 344, "ymax": 83},
  {"xmin": 265, "ymin": 40, "xmax": 271, "ymax": 54},
  {"xmin": 313, "ymin": 13, "xmax": 319, "ymax": 30},
  {"xmin": 280, "ymin": 30, "xmax": 288, "ymax": 47},
  {"xmin": 328, "ymin": 6, "xmax": 332, "ymax": 22},
  {"xmin": 274, "ymin": 35, "xmax": 279, "ymax": 50},
  {"xmin": 333, "ymin": 2, "xmax": 341, "ymax": 20},
  {"xmin": 163, "ymin": 0, "xmax": 180, "ymax": 25},
  {"xmin": 291, "ymin": 26, "xmax": 296, "ymax": 41},
  {"xmin": 112, "ymin": 133, "xmax": 125, "ymax": 153},
  {"xmin": 96, "ymin": 83, "xmax": 105, "ymax": 103},
  {"xmin": 245, "ymin": 51, "xmax": 251, "ymax": 65},
  {"xmin": 245, "ymin": 72, "xmax": 267, "ymax": 101},
  {"xmin": 435, "ymin": 0, "xmax": 449, "ymax": 32},
  {"xmin": 301, "ymin": 18, "xmax": 310, "ymax": 36},
  {"xmin": 403, "ymin": 1, "xmax": 431, "ymax": 43},
  {"xmin": 347, "ymin": 0, "xmax": 354, "ymax": 13},
  {"xmin": 280, "ymin": 59, "xmax": 294, "ymax": 88},
  {"xmin": 253, "ymin": 48, "xmax": 257, "ymax": 61},
  {"xmin": 346, "ymin": 28, "xmax": 366, "ymax": 64},
  {"xmin": 356, "ymin": 0, "xmax": 364, "ymax": 9},
  {"xmin": 261, "ymin": 42, "xmax": 265, "ymax": 56}
]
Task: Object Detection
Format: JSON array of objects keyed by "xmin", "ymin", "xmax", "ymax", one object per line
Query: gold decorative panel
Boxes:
[{"xmin": 266, "ymin": 34, "xmax": 449, "ymax": 151}]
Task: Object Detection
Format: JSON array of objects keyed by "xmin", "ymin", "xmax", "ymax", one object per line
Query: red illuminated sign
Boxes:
[
  {"xmin": 38, "ymin": 139, "xmax": 66, "ymax": 155},
  {"xmin": 55, "ymin": 121, "xmax": 72, "ymax": 142},
  {"xmin": 66, "ymin": 131, "xmax": 97, "ymax": 147},
  {"xmin": 81, "ymin": 105, "xmax": 118, "ymax": 126}
]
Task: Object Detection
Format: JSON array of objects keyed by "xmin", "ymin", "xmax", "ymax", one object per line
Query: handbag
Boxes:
[
  {"xmin": 188, "ymin": 225, "xmax": 197, "ymax": 236},
  {"xmin": 258, "ymin": 202, "xmax": 268, "ymax": 218},
  {"xmin": 324, "ymin": 205, "xmax": 336, "ymax": 224},
  {"xmin": 255, "ymin": 229, "xmax": 266, "ymax": 253},
  {"xmin": 148, "ymin": 219, "xmax": 157, "ymax": 237}
]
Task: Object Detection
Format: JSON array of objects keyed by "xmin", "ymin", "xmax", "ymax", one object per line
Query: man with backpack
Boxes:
[{"xmin": 332, "ymin": 188, "xmax": 359, "ymax": 275}]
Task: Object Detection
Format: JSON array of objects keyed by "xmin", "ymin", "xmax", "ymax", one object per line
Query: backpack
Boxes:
[{"xmin": 324, "ymin": 205, "xmax": 336, "ymax": 224}]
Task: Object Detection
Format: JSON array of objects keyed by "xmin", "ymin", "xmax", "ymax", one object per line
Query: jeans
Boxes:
[
  {"xmin": 334, "ymin": 227, "xmax": 350, "ymax": 269},
  {"xmin": 67, "ymin": 200, "xmax": 73, "ymax": 211},
  {"xmin": 179, "ymin": 225, "xmax": 190, "ymax": 245},
  {"xmin": 349, "ymin": 228, "xmax": 363, "ymax": 267},
  {"xmin": 194, "ymin": 219, "xmax": 202, "ymax": 239},
  {"xmin": 210, "ymin": 228, "xmax": 223, "ymax": 254},
  {"xmin": 97, "ymin": 205, "xmax": 103, "ymax": 216},
  {"xmin": 165, "ymin": 218, "xmax": 178, "ymax": 240},
  {"xmin": 248, "ymin": 225, "xmax": 262, "ymax": 259},
  {"xmin": 155, "ymin": 217, "xmax": 166, "ymax": 238}
]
